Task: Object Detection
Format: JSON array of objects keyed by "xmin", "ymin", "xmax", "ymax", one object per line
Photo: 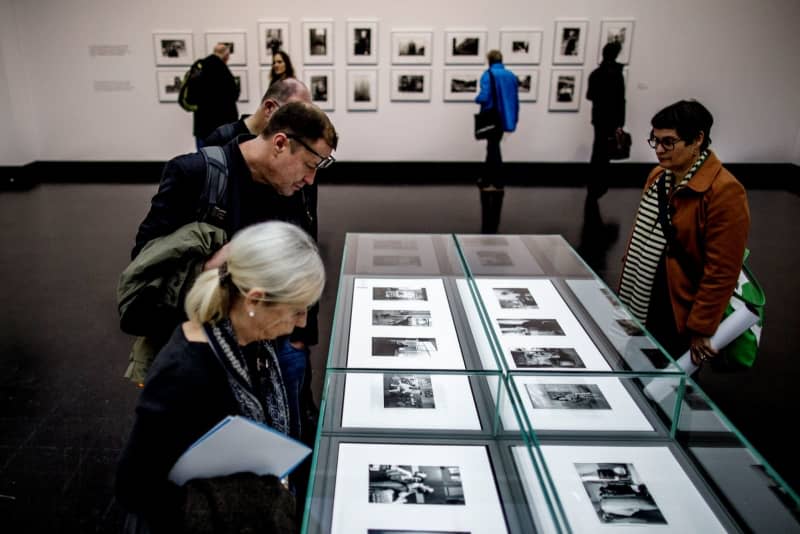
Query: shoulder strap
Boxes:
[{"xmin": 198, "ymin": 146, "xmax": 229, "ymax": 226}]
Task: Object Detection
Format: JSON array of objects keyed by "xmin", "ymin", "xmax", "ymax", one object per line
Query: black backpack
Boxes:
[
  {"xmin": 178, "ymin": 58, "xmax": 204, "ymax": 112},
  {"xmin": 197, "ymin": 146, "xmax": 229, "ymax": 227}
]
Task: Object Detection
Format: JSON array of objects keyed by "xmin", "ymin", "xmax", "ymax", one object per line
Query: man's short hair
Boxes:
[
  {"xmin": 651, "ymin": 100, "xmax": 713, "ymax": 151},
  {"xmin": 262, "ymin": 101, "xmax": 338, "ymax": 150},
  {"xmin": 487, "ymin": 49, "xmax": 503, "ymax": 64},
  {"xmin": 262, "ymin": 78, "xmax": 308, "ymax": 106}
]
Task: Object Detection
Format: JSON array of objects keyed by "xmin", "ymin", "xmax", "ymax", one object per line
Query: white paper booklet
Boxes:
[{"xmin": 168, "ymin": 415, "xmax": 311, "ymax": 486}]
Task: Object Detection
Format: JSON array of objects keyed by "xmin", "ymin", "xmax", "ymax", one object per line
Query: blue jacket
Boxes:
[{"xmin": 475, "ymin": 63, "xmax": 519, "ymax": 132}]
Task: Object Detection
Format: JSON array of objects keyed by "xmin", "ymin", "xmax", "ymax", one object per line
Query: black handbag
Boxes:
[
  {"xmin": 474, "ymin": 71, "xmax": 501, "ymax": 140},
  {"xmin": 607, "ymin": 128, "xmax": 632, "ymax": 160}
]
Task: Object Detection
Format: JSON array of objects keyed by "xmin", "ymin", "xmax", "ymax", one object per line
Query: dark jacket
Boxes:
[
  {"xmin": 586, "ymin": 61, "xmax": 625, "ymax": 129},
  {"xmin": 202, "ymin": 118, "xmax": 250, "ymax": 147},
  {"xmin": 191, "ymin": 54, "xmax": 239, "ymax": 139}
]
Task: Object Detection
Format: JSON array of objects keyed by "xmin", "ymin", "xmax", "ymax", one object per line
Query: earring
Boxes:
[{"xmin": 248, "ymin": 310, "xmax": 255, "ymax": 318}]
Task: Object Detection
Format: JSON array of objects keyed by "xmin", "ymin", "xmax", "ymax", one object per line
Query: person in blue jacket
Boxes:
[{"xmin": 475, "ymin": 49, "xmax": 519, "ymax": 233}]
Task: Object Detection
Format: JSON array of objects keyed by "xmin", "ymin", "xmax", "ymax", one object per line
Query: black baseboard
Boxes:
[{"xmin": 4, "ymin": 160, "xmax": 798, "ymax": 192}]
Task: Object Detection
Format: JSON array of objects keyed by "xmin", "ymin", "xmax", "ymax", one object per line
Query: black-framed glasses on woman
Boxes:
[
  {"xmin": 286, "ymin": 133, "xmax": 336, "ymax": 169},
  {"xmin": 647, "ymin": 135, "xmax": 683, "ymax": 150}
]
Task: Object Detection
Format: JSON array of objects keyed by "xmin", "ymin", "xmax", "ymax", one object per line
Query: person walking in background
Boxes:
[
  {"xmin": 474, "ymin": 49, "xmax": 519, "ymax": 234},
  {"xmin": 189, "ymin": 43, "xmax": 240, "ymax": 151},
  {"xmin": 586, "ymin": 41, "xmax": 626, "ymax": 198},
  {"xmin": 270, "ymin": 50, "xmax": 296, "ymax": 87}
]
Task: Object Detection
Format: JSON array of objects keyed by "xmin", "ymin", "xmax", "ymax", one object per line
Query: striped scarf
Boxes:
[{"xmin": 618, "ymin": 151, "xmax": 709, "ymax": 322}]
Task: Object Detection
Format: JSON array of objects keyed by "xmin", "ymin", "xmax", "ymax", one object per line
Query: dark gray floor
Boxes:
[{"xmin": 0, "ymin": 182, "xmax": 798, "ymax": 533}]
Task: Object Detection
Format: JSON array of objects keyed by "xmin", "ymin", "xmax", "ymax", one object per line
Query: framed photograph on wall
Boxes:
[
  {"xmin": 443, "ymin": 69, "xmax": 481, "ymax": 101},
  {"xmin": 156, "ymin": 69, "xmax": 186, "ymax": 102},
  {"xmin": 205, "ymin": 32, "xmax": 247, "ymax": 66},
  {"xmin": 444, "ymin": 29, "xmax": 487, "ymax": 64},
  {"xmin": 153, "ymin": 32, "xmax": 194, "ymax": 66},
  {"xmin": 598, "ymin": 19, "xmax": 634, "ymax": 64},
  {"xmin": 391, "ymin": 30, "xmax": 432, "ymax": 65},
  {"xmin": 548, "ymin": 68, "xmax": 583, "ymax": 111},
  {"xmin": 347, "ymin": 69, "xmax": 378, "ymax": 111},
  {"xmin": 514, "ymin": 68, "xmax": 539, "ymax": 102},
  {"xmin": 303, "ymin": 19, "xmax": 334, "ymax": 65},
  {"xmin": 552, "ymin": 20, "xmax": 588, "ymax": 64},
  {"xmin": 390, "ymin": 69, "xmax": 431, "ymax": 101},
  {"xmin": 499, "ymin": 29, "xmax": 542, "ymax": 65},
  {"xmin": 304, "ymin": 68, "xmax": 335, "ymax": 111},
  {"xmin": 230, "ymin": 68, "xmax": 248, "ymax": 102},
  {"xmin": 257, "ymin": 19, "xmax": 289, "ymax": 65},
  {"xmin": 347, "ymin": 19, "xmax": 378, "ymax": 64}
]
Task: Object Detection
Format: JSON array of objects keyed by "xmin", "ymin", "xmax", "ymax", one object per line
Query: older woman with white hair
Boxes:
[{"xmin": 116, "ymin": 221, "xmax": 325, "ymax": 533}]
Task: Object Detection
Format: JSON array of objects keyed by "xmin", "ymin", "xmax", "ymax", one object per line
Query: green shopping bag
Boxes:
[{"xmin": 720, "ymin": 250, "xmax": 765, "ymax": 367}]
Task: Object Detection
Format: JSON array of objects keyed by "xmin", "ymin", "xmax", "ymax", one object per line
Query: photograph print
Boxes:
[
  {"xmin": 391, "ymin": 30, "xmax": 433, "ymax": 64},
  {"xmin": 373, "ymin": 286, "xmax": 428, "ymax": 301},
  {"xmin": 303, "ymin": 68, "xmax": 334, "ymax": 111},
  {"xmin": 373, "ymin": 309, "xmax": 432, "ymax": 327},
  {"xmin": 153, "ymin": 32, "xmax": 194, "ymax": 66},
  {"xmin": 548, "ymin": 68, "xmax": 583, "ymax": 111},
  {"xmin": 499, "ymin": 29, "xmax": 542, "ymax": 65},
  {"xmin": 205, "ymin": 32, "xmax": 247, "ymax": 66},
  {"xmin": 598, "ymin": 19, "xmax": 634, "ymax": 64},
  {"xmin": 374, "ymin": 255, "xmax": 421, "ymax": 267},
  {"xmin": 477, "ymin": 250, "xmax": 513, "ymax": 266},
  {"xmin": 347, "ymin": 19, "xmax": 378, "ymax": 64},
  {"xmin": 552, "ymin": 20, "xmax": 589, "ymax": 64},
  {"xmin": 368, "ymin": 464, "xmax": 465, "ymax": 505},
  {"xmin": 443, "ymin": 69, "xmax": 481, "ymax": 101},
  {"xmin": 514, "ymin": 69, "xmax": 539, "ymax": 102},
  {"xmin": 303, "ymin": 19, "xmax": 334, "ymax": 64},
  {"xmin": 616, "ymin": 318, "xmax": 644, "ymax": 337},
  {"xmin": 383, "ymin": 374, "xmax": 435, "ymax": 409},
  {"xmin": 575, "ymin": 463, "xmax": 667, "ymax": 525},
  {"xmin": 373, "ymin": 337, "xmax": 437, "ymax": 358},
  {"xmin": 511, "ymin": 347, "xmax": 586, "ymax": 369},
  {"xmin": 526, "ymin": 383, "xmax": 611, "ymax": 410},
  {"xmin": 493, "ymin": 287, "xmax": 538, "ymax": 310},
  {"xmin": 156, "ymin": 69, "xmax": 186, "ymax": 102},
  {"xmin": 444, "ymin": 30, "xmax": 487, "ymax": 64},
  {"xmin": 368, "ymin": 530, "xmax": 470, "ymax": 534},
  {"xmin": 229, "ymin": 68, "xmax": 249, "ymax": 102},
  {"xmin": 257, "ymin": 20, "xmax": 290, "ymax": 65},
  {"xmin": 347, "ymin": 69, "xmax": 378, "ymax": 111},
  {"xmin": 374, "ymin": 239, "xmax": 419, "ymax": 250},
  {"xmin": 499, "ymin": 318, "xmax": 565, "ymax": 336},
  {"xmin": 391, "ymin": 69, "xmax": 431, "ymax": 102}
]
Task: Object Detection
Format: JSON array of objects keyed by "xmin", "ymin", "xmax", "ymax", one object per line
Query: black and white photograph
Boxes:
[
  {"xmin": 372, "ymin": 286, "xmax": 428, "ymax": 301},
  {"xmin": 229, "ymin": 68, "xmax": 248, "ymax": 102},
  {"xmin": 477, "ymin": 250, "xmax": 513, "ymax": 266},
  {"xmin": 675, "ymin": 384, "xmax": 712, "ymax": 411},
  {"xmin": 511, "ymin": 347, "xmax": 585, "ymax": 368},
  {"xmin": 374, "ymin": 255, "xmax": 421, "ymax": 267},
  {"xmin": 303, "ymin": 20, "xmax": 334, "ymax": 64},
  {"xmin": 548, "ymin": 69, "xmax": 583, "ymax": 111},
  {"xmin": 514, "ymin": 69, "xmax": 539, "ymax": 102},
  {"xmin": 152, "ymin": 32, "xmax": 194, "ymax": 66},
  {"xmin": 598, "ymin": 19, "xmax": 635, "ymax": 64},
  {"xmin": 493, "ymin": 287, "xmax": 537, "ymax": 309},
  {"xmin": 499, "ymin": 29, "xmax": 542, "ymax": 65},
  {"xmin": 372, "ymin": 337, "xmax": 437, "ymax": 357},
  {"xmin": 368, "ymin": 530, "xmax": 470, "ymax": 534},
  {"xmin": 374, "ymin": 239, "xmax": 419, "ymax": 250},
  {"xmin": 600, "ymin": 286, "xmax": 622, "ymax": 308},
  {"xmin": 499, "ymin": 318, "xmax": 565, "ymax": 336},
  {"xmin": 616, "ymin": 318, "xmax": 644, "ymax": 337},
  {"xmin": 347, "ymin": 69, "xmax": 378, "ymax": 111},
  {"xmin": 205, "ymin": 32, "xmax": 247, "ymax": 66},
  {"xmin": 155, "ymin": 69, "xmax": 186, "ymax": 102},
  {"xmin": 576, "ymin": 463, "xmax": 667, "ymax": 525},
  {"xmin": 373, "ymin": 310, "xmax": 432, "ymax": 327},
  {"xmin": 391, "ymin": 69, "xmax": 431, "ymax": 102},
  {"xmin": 552, "ymin": 20, "xmax": 588, "ymax": 64},
  {"xmin": 527, "ymin": 383, "xmax": 611, "ymax": 410},
  {"xmin": 257, "ymin": 20, "xmax": 289, "ymax": 65},
  {"xmin": 443, "ymin": 69, "xmax": 481, "ymax": 101},
  {"xmin": 347, "ymin": 20, "xmax": 378, "ymax": 64},
  {"xmin": 640, "ymin": 347, "xmax": 670, "ymax": 369},
  {"xmin": 461, "ymin": 236, "xmax": 508, "ymax": 246},
  {"xmin": 303, "ymin": 68, "xmax": 334, "ymax": 111},
  {"xmin": 444, "ymin": 30, "xmax": 487, "ymax": 64},
  {"xmin": 383, "ymin": 374, "xmax": 435, "ymax": 409},
  {"xmin": 368, "ymin": 464, "xmax": 465, "ymax": 505},
  {"xmin": 391, "ymin": 30, "xmax": 432, "ymax": 64}
]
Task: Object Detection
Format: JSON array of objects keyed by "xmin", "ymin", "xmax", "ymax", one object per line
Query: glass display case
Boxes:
[{"xmin": 302, "ymin": 233, "xmax": 800, "ymax": 534}]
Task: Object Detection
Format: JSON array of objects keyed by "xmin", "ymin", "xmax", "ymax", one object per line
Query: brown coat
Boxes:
[{"xmin": 638, "ymin": 151, "xmax": 750, "ymax": 337}]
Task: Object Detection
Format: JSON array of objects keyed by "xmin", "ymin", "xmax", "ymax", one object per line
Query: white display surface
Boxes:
[
  {"xmin": 514, "ymin": 445, "xmax": 727, "ymax": 533},
  {"xmin": 348, "ymin": 278, "xmax": 465, "ymax": 370},
  {"xmin": 458, "ymin": 235, "xmax": 544, "ymax": 275},
  {"xmin": 341, "ymin": 372, "xmax": 481, "ymax": 430},
  {"xmin": 355, "ymin": 234, "xmax": 440, "ymax": 274},
  {"xmin": 332, "ymin": 443, "xmax": 509, "ymax": 534},
  {"xmin": 475, "ymin": 279, "xmax": 611, "ymax": 371}
]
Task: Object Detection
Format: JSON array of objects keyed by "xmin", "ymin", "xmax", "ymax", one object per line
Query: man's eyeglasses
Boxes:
[
  {"xmin": 286, "ymin": 133, "xmax": 335, "ymax": 169},
  {"xmin": 647, "ymin": 135, "xmax": 683, "ymax": 150}
]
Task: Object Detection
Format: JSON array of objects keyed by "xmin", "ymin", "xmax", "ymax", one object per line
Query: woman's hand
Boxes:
[{"xmin": 690, "ymin": 335, "xmax": 718, "ymax": 366}]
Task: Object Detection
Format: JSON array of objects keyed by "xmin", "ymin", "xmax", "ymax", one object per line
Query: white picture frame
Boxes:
[
  {"xmin": 548, "ymin": 68, "xmax": 583, "ymax": 112},
  {"xmin": 514, "ymin": 68, "xmax": 539, "ymax": 102},
  {"xmin": 444, "ymin": 29, "xmax": 487, "ymax": 64},
  {"xmin": 347, "ymin": 19, "xmax": 378, "ymax": 65},
  {"xmin": 229, "ymin": 68, "xmax": 248, "ymax": 102},
  {"xmin": 303, "ymin": 68, "xmax": 335, "ymax": 111},
  {"xmin": 499, "ymin": 29, "xmax": 542, "ymax": 65},
  {"xmin": 155, "ymin": 69, "xmax": 186, "ymax": 102},
  {"xmin": 346, "ymin": 69, "xmax": 378, "ymax": 111},
  {"xmin": 153, "ymin": 32, "xmax": 194, "ymax": 66},
  {"xmin": 443, "ymin": 68, "xmax": 481, "ymax": 101},
  {"xmin": 391, "ymin": 29, "xmax": 433, "ymax": 65},
  {"xmin": 205, "ymin": 31, "xmax": 247, "ymax": 66},
  {"xmin": 598, "ymin": 19, "xmax": 635, "ymax": 65},
  {"xmin": 390, "ymin": 69, "xmax": 431, "ymax": 102},
  {"xmin": 257, "ymin": 19, "xmax": 290, "ymax": 65},
  {"xmin": 552, "ymin": 19, "xmax": 589, "ymax": 64},
  {"xmin": 303, "ymin": 19, "xmax": 334, "ymax": 65}
]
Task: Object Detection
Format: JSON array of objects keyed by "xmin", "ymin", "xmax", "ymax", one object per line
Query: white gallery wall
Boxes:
[{"xmin": 0, "ymin": 0, "xmax": 799, "ymax": 164}]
